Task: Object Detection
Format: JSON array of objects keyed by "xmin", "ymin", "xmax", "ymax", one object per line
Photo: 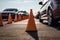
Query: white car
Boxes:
[
  {"xmin": 39, "ymin": 0, "xmax": 60, "ymax": 25},
  {"xmin": 18, "ymin": 11, "xmax": 29, "ymax": 16}
]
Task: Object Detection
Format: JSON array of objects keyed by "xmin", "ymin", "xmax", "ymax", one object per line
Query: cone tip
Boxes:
[{"xmin": 30, "ymin": 9, "xmax": 32, "ymax": 11}]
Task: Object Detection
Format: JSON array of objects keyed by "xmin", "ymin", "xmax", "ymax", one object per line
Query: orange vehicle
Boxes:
[{"xmin": 39, "ymin": 0, "xmax": 60, "ymax": 25}]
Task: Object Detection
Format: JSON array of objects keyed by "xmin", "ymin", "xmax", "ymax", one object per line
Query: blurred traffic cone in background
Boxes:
[
  {"xmin": 18, "ymin": 14, "xmax": 21, "ymax": 21},
  {"xmin": 26, "ymin": 9, "xmax": 37, "ymax": 31},
  {"xmin": 0, "ymin": 13, "xmax": 3, "ymax": 26},
  {"xmin": 23, "ymin": 15, "xmax": 25, "ymax": 20},
  {"xmin": 14, "ymin": 14, "xmax": 18, "ymax": 22},
  {"xmin": 8, "ymin": 13, "xmax": 12, "ymax": 24},
  {"xmin": 21, "ymin": 15, "xmax": 23, "ymax": 20}
]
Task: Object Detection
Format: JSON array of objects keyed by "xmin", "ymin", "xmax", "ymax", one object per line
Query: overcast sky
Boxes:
[{"xmin": 0, "ymin": 0, "xmax": 42, "ymax": 14}]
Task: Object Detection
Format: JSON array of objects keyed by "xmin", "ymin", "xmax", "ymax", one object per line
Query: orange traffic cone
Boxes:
[
  {"xmin": 21, "ymin": 15, "xmax": 23, "ymax": 20},
  {"xmin": 0, "ymin": 13, "xmax": 3, "ymax": 26},
  {"xmin": 18, "ymin": 14, "xmax": 21, "ymax": 21},
  {"xmin": 25, "ymin": 16, "xmax": 26, "ymax": 19},
  {"xmin": 8, "ymin": 13, "xmax": 12, "ymax": 24},
  {"xmin": 14, "ymin": 14, "xmax": 18, "ymax": 22},
  {"xmin": 26, "ymin": 16, "xmax": 29, "ymax": 19},
  {"xmin": 26, "ymin": 9, "xmax": 37, "ymax": 31}
]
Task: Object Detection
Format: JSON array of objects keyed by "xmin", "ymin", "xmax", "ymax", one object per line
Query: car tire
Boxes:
[
  {"xmin": 48, "ymin": 9, "xmax": 57, "ymax": 26},
  {"xmin": 39, "ymin": 14, "xmax": 43, "ymax": 23}
]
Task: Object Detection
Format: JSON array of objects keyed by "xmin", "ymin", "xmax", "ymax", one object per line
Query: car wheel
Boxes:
[
  {"xmin": 48, "ymin": 9, "xmax": 57, "ymax": 26},
  {"xmin": 39, "ymin": 14, "xmax": 43, "ymax": 23}
]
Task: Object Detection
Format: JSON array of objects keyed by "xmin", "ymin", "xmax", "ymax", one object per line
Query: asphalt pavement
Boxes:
[{"xmin": 0, "ymin": 19, "xmax": 60, "ymax": 40}]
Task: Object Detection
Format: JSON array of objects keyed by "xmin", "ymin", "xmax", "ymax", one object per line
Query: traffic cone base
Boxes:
[
  {"xmin": 0, "ymin": 21, "xmax": 3, "ymax": 26},
  {"xmin": 8, "ymin": 22, "xmax": 12, "ymax": 24},
  {"xmin": 26, "ymin": 9, "xmax": 37, "ymax": 31},
  {"xmin": 0, "ymin": 25, "xmax": 3, "ymax": 26}
]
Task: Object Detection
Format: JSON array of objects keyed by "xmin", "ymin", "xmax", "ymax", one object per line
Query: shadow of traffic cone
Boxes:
[
  {"xmin": 26, "ymin": 9, "xmax": 37, "ymax": 31},
  {"xmin": 8, "ymin": 13, "xmax": 12, "ymax": 24},
  {"xmin": 0, "ymin": 13, "xmax": 3, "ymax": 26},
  {"xmin": 14, "ymin": 14, "xmax": 18, "ymax": 22},
  {"xmin": 18, "ymin": 14, "xmax": 21, "ymax": 21}
]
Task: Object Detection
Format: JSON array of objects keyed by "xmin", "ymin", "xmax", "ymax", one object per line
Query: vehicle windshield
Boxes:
[{"xmin": 3, "ymin": 9, "xmax": 18, "ymax": 12}]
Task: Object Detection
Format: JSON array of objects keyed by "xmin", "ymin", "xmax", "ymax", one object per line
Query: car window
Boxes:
[{"xmin": 3, "ymin": 9, "xmax": 18, "ymax": 12}]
